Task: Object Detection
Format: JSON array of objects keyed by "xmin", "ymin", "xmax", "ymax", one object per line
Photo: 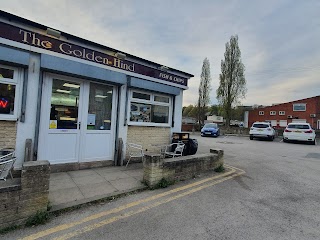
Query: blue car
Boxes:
[{"xmin": 201, "ymin": 123, "xmax": 220, "ymax": 137}]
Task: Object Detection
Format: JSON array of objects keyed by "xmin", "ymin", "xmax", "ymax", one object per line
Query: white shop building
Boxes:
[{"xmin": 0, "ymin": 11, "xmax": 193, "ymax": 171}]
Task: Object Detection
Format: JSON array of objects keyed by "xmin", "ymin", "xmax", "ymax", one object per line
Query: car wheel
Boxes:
[
  {"xmin": 250, "ymin": 135, "xmax": 253, "ymax": 140},
  {"xmin": 283, "ymin": 138, "xmax": 287, "ymax": 143},
  {"xmin": 311, "ymin": 140, "xmax": 316, "ymax": 145}
]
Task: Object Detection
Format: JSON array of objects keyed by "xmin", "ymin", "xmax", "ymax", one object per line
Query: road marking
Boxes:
[
  {"xmin": 21, "ymin": 167, "xmax": 241, "ymax": 240},
  {"xmin": 55, "ymin": 171, "xmax": 244, "ymax": 240}
]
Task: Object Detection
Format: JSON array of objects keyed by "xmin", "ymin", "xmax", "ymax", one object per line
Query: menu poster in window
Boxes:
[
  {"xmin": 87, "ymin": 114, "xmax": 96, "ymax": 126},
  {"xmin": 49, "ymin": 120, "xmax": 57, "ymax": 129}
]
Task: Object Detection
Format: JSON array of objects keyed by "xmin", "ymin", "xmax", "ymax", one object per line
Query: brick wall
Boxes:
[
  {"xmin": 0, "ymin": 121, "xmax": 17, "ymax": 149},
  {"xmin": 127, "ymin": 126, "xmax": 171, "ymax": 154},
  {"xmin": 0, "ymin": 161, "xmax": 50, "ymax": 229},
  {"xmin": 143, "ymin": 149, "xmax": 224, "ymax": 187},
  {"xmin": 248, "ymin": 96, "xmax": 320, "ymax": 129}
]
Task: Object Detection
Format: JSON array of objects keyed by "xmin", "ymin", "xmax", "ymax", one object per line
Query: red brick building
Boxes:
[{"xmin": 248, "ymin": 96, "xmax": 320, "ymax": 129}]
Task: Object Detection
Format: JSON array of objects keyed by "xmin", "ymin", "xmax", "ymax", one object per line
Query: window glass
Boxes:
[
  {"xmin": 252, "ymin": 123, "xmax": 269, "ymax": 128},
  {"xmin": 132, "ymin": 92, "xmax": 150, "ymax": 100},
  {"xmin": 204, "ymin": 123, "xmax": 218, "ymax": 128},
  {"xmin": 293, "ymin": 104, "xmax": 306, "ymax": 111},
  {"xmin": 0, "ymin": 83, "xmax": 15, "ymax": 115},
  {"xmin": 50, "ymin": 79, "xmax": 80, "ymax": 129},
  {"xmin": 154, "ymin": 95, "xmax": 169, "ymax": 103},
  {"xmin": 130, "ymin": 103, "xmax": 151, "ymax": 122},
  {"xmin": 259, "ymin": 111, "xmax": 264, "ymax": 115},
  {"xmin": 287, "ymin": 124, "xmax": 310, "ymax": 129},
  {"xmin": 0, "ymin": 67, "xmax": 14, "ymax": 79},
  {"xmin": 151, "ymin": 105, "xmax": 169, "ymax": 123},
  {"xmin": 87, "ymin": 83, "xmax": 113, "ymax": 130}
]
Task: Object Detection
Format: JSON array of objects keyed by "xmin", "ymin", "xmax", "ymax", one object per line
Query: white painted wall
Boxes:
[{"xmin": 15, "ymin": 53, "xmax": 40, "ymax": 168}]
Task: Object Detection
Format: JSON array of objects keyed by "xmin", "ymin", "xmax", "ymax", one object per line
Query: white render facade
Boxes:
[{"xmin": 0, "ymin": 11, "xmax": 193, "ymax": 170}]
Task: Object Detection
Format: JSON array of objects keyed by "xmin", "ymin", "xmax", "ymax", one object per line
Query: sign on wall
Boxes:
[{"xmin": 0, "ymin": 22, "xmax": 188, "ymax": 86}]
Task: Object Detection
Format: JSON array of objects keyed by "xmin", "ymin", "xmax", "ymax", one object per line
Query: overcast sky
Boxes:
[{"xmin": 2, "ymin": 0, "xmax": 320, "ymax": 106}]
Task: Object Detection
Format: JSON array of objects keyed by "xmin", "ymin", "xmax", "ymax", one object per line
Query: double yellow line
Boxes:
[{"xmin": 21, "ymin": 165, "xmax": 244, "ymax": 240}]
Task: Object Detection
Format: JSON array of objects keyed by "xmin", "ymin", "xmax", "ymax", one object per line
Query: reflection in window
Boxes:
[
  {"xmin": 87, "ymin": 83, "xmax": 113, "ymax": 130},
  {"xmin": 0, "ymin": 83, "xmax": 15, "ymax": 115},
  {"xmin": 0, "ymin": 67, "xmax": 14, "ymax": 79},
  {"xmin": 293, "ymin": 103, "xmax": 306, "ymax": 111},
  {"xmin": 132, "ymin": 92, "xmax": 150, "ymax": 100},
  {"xmin": 50, "ymin": 79, "xmax": 80, "ymax": 129},
  {"xmin": 151, "ymin": 105, "xmax": 169, "ymax": 123},
  {"xmin": 154, "ymin": 95, "xmax": 169, "ymax": 103}
]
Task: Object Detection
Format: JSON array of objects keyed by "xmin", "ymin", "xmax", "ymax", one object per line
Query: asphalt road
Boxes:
[{"xmin": 2, "ymin": 135, "xmax": 320, "ymax": 240}]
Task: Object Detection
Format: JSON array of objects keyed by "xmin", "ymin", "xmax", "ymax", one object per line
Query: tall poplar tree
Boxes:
[
  {"xmin": 197, "ymin": 58, "xmax": 211, "ymax": 126},
  {"xmin": 217, "ymin": 35, "xmax": 246, "ymax": 126}
]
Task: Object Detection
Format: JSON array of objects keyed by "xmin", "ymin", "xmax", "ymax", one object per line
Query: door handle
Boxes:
[{"xmin": 78, "ymin": 122, "xmax": 81, "ymax": 129}]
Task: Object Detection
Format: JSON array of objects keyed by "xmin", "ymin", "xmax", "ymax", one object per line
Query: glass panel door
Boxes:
[
  {"xmin": 87, "ymin": 83, "xmax": 113, "ymax": 130},
  {"xmin": 50, "ymin": 79, "xmax": 81, "ymax": 130}
]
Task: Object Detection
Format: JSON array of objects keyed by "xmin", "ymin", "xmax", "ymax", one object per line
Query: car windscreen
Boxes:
[
  {"xmin": 287, "ymin": 124, "xmax": 310, "ymax": 129},
  {"xmin": 252, "ymin": 123, "xmax": 269, "ymax": 128},
  {"xmin": 204, "ymin": 123, "xmax": 217, "ymax": 128}
]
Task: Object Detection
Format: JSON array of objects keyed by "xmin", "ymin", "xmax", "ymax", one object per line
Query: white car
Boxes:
[
  {"xmin": 283, "ymin": 123, "xmax": 316, "ymax": 145},
  {"xmin": 249, "ymin": 122, "xmax": 276, "ymax": 141}
]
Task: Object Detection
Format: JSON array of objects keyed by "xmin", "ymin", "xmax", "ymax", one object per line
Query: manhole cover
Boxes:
[{"xmin": 305, "ymin": 153, "xmax": 320, "ymax": 159}]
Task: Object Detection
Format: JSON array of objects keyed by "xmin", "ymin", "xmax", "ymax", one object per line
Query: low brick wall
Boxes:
[
  {"xmin": 143, "ymin": 149, "xmax": 224, "ymax": 187},
  {"xmin": 0, "ymin": 161, "xmax": 50, "ymax": 229}
]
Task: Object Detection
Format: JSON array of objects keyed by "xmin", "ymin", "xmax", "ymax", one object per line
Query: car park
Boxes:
[
  {"xmin": 283, "ymin": 123, "xmax": 316, "ymax": 145},
  {"xmin": 249, "ymin": 122, "xmax": 275, "ymax": 141},
  {"xmin": 201, "ymin": 123, "xmax": 220, "ymax": 137}
]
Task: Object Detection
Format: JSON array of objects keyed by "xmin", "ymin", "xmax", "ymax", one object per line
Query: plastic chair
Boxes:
[
  {"xmin": 126, "ymin": 143, "xmax": 144, "ymax": 167},
  {"xmin": 164, "ymin": 142, "xmax": 185, "ymax": 158},
  {"xmin": 0, "ymin": 157, "xmax": 16, "ymax": 181}
]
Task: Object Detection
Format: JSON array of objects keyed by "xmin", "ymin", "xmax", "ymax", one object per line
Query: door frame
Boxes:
[{"xmin": 38, "ymin": 72, "xmax": 117, "ymax": 164}]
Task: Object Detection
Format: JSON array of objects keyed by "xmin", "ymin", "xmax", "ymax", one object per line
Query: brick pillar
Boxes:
[{"xmin": 143, "ymin": 153, "xmax": 164, "ymax": 187}]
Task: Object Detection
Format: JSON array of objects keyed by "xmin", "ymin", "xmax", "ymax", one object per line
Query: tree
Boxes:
[
  {"xmin": 216, "ymin": 35, "xmax": 246, "ymax": 126},
  {"xmin": 197, "ymin": 58, "xmax": 212, "ymax": 126}
]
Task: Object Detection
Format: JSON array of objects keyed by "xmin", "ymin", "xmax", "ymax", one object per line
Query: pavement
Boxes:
[{"xmin": 49, "ymin": 163, "xmax": 146, "ymax": 211}]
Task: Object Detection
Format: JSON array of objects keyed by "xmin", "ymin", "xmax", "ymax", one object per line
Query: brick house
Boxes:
[{"xmin": 247, "ymin": 96, "xmax": 320, "ymax": 129}]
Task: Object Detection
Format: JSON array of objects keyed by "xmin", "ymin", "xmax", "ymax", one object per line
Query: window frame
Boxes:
[
  {"xmin": 128, "ymin": 89, "xmax": 172, "ymax": 127},
  {"xmin": 279, "ymin": 111, "xmax": 285, "ymax": 116},
  {"xmin": 259, "ymin": 111, "xmax": 264, "ymax": 116},
  {"xmin": 293, "ymin": 103, "xmax": 306, "ymax": 112},
  {"xmin": 270, "ymin": 111, "xmax": 276, "ymax": 116},
  {"xmin": 0, "ymin": 64, "xmax": 22, "ymax": 121}
]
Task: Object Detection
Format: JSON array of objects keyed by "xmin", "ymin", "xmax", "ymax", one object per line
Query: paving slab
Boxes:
[
  {"xmin": 49, "ymin": 187, "xmax": 84, "ymax": 206},
  {"xmin": 109, "ymin": 177, "xmax": 144, "ymax": 191},
  {"xmin": 50, "ymin": 172, "xmax": 72, "ymax": 181},
  {"xmin": 122, "ymin": 169, "xmax": 144, "ymax": 177},
  {"xmin": 49, "ymin": 178, "xmax": 77, "ymax": 191},
  {"xmin": 102, "ymin": 171, "xmax": 132, "ymax": 181},
  {"xmin": 72, "ymin": 174, "xmax": 106, "ymax": 186},
  {"xmin": 68, "ymin": 169, "xmax": 97, "ymax": 178},
  {"xmin": 78, "ymin": 182, "xmax": 118, "ymax": 198}
]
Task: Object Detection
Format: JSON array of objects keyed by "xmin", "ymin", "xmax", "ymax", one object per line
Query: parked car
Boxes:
[
  {"xmin": 283, "ymin": 123, "xmax": 316, "ymax": 145},
  {"xmin": 201, "ymin": 123, "xmax": 220, "ymax": 137},
  {"xmin": 249, "ymin": 122, "xmax": 275, "ymax": 141}
]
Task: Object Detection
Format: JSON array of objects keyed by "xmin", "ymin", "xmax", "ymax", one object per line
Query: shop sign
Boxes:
[
  {"xmin": 0, "ymin": 98, "xmax": 10, "ymax": 114},
  {"xmin": 0, "ymin": 22, "xmax": 188, "ymax": 86}
]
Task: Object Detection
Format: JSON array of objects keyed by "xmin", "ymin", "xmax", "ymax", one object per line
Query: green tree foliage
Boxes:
[
  {"xmin": 217, "ymin": 35, "xmax": 246, "ymax": 126},
  {"xmin": 198, "ymin": 58, "xmax": 212, "ymax": 125}
]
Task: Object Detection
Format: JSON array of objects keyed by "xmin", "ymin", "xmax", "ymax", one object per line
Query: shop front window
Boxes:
[
  {"xmin": 0, "ymin": 83, "xmax": 16, "ymax": 115},
  {"xmin": 129, "ymin": 90, "xmax": 171, "ymax": 126},
  {"xmin": 87, "ymin": 83, "xmax": 113, "ymax": 130},
  {"xmin": 50, "ymin": 79, "xmax": 80, "ymax": 129},
  {"xmin": 0, "ymin": 66, "xmax": 20, "ymax": 120}
]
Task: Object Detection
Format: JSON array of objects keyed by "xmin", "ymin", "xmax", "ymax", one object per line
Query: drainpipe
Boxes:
[{"xmin": 33, "ymin": 71, "xmax": 43, "ymax": 160}]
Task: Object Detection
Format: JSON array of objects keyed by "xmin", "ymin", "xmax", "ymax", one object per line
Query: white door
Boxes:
[{"xmin": 38, "ymin": 74, "xmax": 116, "ymax": 164}]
